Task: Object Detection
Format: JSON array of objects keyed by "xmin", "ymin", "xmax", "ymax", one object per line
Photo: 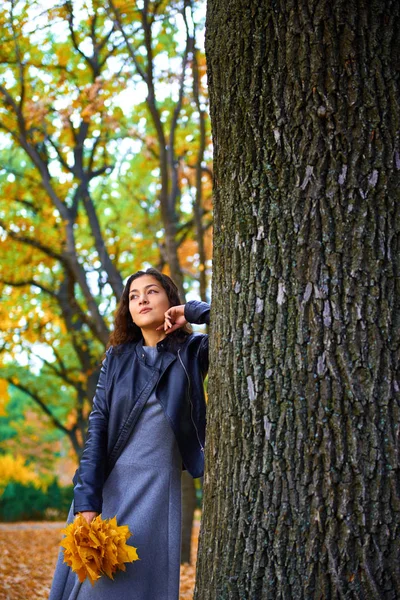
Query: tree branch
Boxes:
[
  {"xmin": 0, "ymin": 220, "xmax": 65, "ymax": 262},
  {"xmin": 10, "ymin": 0, "xmax": 26, "ymax": 110},
  {"xmin": 81, "ymin": 188, "xmax": 124, "ymax": 298},
  {"xmin": 168, "ymin": 7, "xmax": 192, "ymax": 213},
  {"xmin": 8, "ymin": 379, "xmax": 70, "ymax": 436},
  {"xmin": 0, "ymin": 278, "xmax": 57, "ymax": 298},
  {"xmin": 191, "ymin": 31, "xmax": 208, "ymax": 301},
  {"xmin": 65, "ymin": 0, "xmax": 96, "ymax": 70},
  {"xmin": 33, "ymin": 350, "xmax": 86, "ymax": 393},
  {"xmin": 45, "ymin": 136, "xmax": 72, "ymax": 173},
  {"xmin": 107, "ymin": 0, "xmax": 148, "ymax": 82}
]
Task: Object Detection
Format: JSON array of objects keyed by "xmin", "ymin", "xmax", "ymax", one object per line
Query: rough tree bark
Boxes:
[{"xmin": 195, "ymin": 1, "xmax": 400, "ymax": 598}]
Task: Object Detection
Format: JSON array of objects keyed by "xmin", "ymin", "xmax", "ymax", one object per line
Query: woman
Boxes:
[{"xmin": 49, "ymin": 267, "xmax": 210, "ymax": 600}]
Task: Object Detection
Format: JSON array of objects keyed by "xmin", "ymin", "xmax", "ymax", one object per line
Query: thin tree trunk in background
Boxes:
[
  {"xmin": 181, "ymin": 470, "xmax": 198, "ymax": 564},
  {"xmin": 193, "ymin": 45, "xmax": 208, "ymax": 302},
  {"xmin": 196, "ymin": 1, "xmax": 400, "ymax": 598}
]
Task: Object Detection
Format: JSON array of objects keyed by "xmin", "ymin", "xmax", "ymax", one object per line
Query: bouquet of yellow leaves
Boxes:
[{"xmin": 60, "ymin": 513, "xmax": 139, "ymax": 586}]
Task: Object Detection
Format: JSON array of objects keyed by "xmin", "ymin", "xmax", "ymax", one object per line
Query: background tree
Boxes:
[
  {"xmin": 0, "ymin": 0, "xmax": 211, "ymax": 454},
  {"xmin": 107, "ymin": 0, "xmax": 211, "ymax": 298},
  {"xmin": 196, "ymin": 0, "xmax": 400, "ymax": 597},
  {"xmin": 0, "ymin": 0, "xmax": 212, "ymax": 562}
]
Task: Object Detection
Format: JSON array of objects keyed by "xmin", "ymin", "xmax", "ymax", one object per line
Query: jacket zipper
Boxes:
[{"xmin": 178, "ymin": 349, "xmax": 205, "ymax": 453}]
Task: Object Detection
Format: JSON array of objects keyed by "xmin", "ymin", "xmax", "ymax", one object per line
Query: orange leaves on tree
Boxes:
[
  {"xmin": 74, "ymin": 78, "xmax": 127, "ymax": 124},
  {"xmin": 23, "ymin": 99, "xmax": 51, "ymax": 132},
  {"xmin": 79, "ymin": 80, "xmax": 105, "ymax": 122},
  {"xmin": 47, "ymin": 4, "xmax": 70, "ymax": 23},
  {"xmin": 108, "ymin": 0, "xmax": 139, "ymax": 19},
  {"xmin": 61, "ymin": 513, "xmax": 139, "ymax": 586}
]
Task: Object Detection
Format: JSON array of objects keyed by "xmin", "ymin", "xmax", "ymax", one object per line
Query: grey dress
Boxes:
[{"xmin": 49, "ymin": 345, "xmax": 182, "ymax": 600}]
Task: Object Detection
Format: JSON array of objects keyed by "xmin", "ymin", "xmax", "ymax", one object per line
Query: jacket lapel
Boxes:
[{"xmin": 105, "ymin": 342, "xmax": 177, "ymax": 477}]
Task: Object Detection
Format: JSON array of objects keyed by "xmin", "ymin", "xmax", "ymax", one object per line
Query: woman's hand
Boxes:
[
  {"xmin": 156, "ymin": 304, "xmax": 187, "ymax": 334},
  {"xmin": 77, "ymin": 511, "xmax": 98, "ymax": 524}
]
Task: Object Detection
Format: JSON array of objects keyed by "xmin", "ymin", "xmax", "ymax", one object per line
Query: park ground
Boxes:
[{"xmin": 0, "ymin": 512, "xmax": 200, "ymax": 599}]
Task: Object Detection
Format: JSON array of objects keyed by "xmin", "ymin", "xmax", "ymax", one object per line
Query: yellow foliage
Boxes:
[
  {"xmin": 0, "ymin": 379, "xmax": 9, "ymax": 417},
  {"xmin": 61, "ymin": 513, "xmax": 139, "ymax": 585},
  {"xmin": 0, "ymin": 454, "xmax": 41, "ymax": 493},
  {"xmin": 56, "ymin": 47, "xmax": 70, "ymax": 67}
]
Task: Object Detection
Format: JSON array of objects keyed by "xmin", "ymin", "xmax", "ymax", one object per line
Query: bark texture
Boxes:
[{"xmin": 195, "ymin": 1, "xmax": 400, "ymax": 598}]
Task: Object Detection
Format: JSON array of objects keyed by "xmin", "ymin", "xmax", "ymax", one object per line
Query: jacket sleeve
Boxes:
[
  {"xmin": 72, "ymin": 349, "xmax": 111, "ymax": 515},
  {"xmin": 184, "ymin": 300, "xmax": 210, "ymax": 325},
  {"xmin": 184, "ymin": 300, "xmax": 210, "ymax": 375}
]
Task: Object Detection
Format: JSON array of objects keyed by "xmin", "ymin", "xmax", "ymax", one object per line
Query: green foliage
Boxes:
[
  {"xmin": 0, "ymin": 385, "xmax": 35, "ymax": 446},
  {"xmin": 0, "ymin": 364, "xmax": 73, "ymax": 476},
  {"xmin": 0, "ymin": 479, "xmax": 73, "ymax": 522}
]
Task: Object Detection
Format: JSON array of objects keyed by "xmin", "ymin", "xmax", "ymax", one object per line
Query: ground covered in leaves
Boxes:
[{"xmin": 0, "ymin": 514, "xmax": 200, "ymax": 599}]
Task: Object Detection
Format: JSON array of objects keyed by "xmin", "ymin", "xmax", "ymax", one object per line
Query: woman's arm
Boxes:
[
  {"xmin": 158, "ymin": 300, "xmax": 210, "ymax": 332},
  {"xmin": 72, "ymin": 350, "xmax": 111, "ymax": 515},
  {"xmin": 184, "ymin": 300, "xmax": 210, "ymax": 326},
  {"xmin": 158, "ymin": 300, "xmax": 210, "ymax": 373},
  {"xmin": 184, "ymin": 301, "xmax": 210, "ymax": 374}
]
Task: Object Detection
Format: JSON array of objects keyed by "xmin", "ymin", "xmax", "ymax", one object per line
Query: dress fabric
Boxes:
[{"xmin": 49, "ymin": 345, "xmax": 182, "ymax": 600}]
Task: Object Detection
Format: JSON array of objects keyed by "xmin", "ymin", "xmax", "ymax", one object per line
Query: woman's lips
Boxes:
[{"xmin": 139, "ymin": 308, "xmax": 152, "ymax": 314}]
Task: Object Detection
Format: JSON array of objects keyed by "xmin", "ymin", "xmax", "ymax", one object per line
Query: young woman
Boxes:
[{"xmin": 49, "ymin": 267, "xmax": 210, "ymax": 600}]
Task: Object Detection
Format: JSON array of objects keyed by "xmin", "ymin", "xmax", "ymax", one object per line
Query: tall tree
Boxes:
[
  {"xmin": 106, "ymin": 0, "xmax": 212, "ymax": 299},
  {"xmin": 0, "ymin": 0, "xmax": 212, "ymax": 458},
  {"xmin": 196, "ymin": 1, "xmax": 400, "ymax": 598},
  {"xmin": 0, "ymin": 0, "xmax": 212, "ymax": 564}
]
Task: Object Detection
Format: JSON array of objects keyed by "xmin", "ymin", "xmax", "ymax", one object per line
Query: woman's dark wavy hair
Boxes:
[{"xmin": 108, "ymin": 267, "xmax": 192, "ymax": 349}]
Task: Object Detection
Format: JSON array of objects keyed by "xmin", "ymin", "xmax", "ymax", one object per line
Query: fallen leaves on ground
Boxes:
[{"xmin": 0, "ymin": 515, "xmax": 200, "ymax": 600}]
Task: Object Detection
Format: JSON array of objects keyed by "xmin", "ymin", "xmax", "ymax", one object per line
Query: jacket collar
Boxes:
[
  {"xmin": 135, "ymin": 336, "xmax": 175, "ymax": 363},
  {"xmin": 114, "ymin": 333, "xmax": 189, "ymax": 358}
]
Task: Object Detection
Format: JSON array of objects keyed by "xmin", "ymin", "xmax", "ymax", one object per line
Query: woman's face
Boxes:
[{"xmin": 128, "ymin": 275, "xmax": 170, "ymax": 330}]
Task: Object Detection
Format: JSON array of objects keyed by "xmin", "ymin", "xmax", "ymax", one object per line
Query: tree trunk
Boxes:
[
  {"xmin": 195, "ymin": 1, "xmax": 400, "ymax": 598},
  {"xmin": 181, "ymin": 470, "xmax": 198, "ymax": 564}
]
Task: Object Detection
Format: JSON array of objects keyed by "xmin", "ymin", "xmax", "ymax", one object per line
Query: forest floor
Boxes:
[{"xmin": 0, "ymin": 512, "xmax": 200, "ymax": 599}]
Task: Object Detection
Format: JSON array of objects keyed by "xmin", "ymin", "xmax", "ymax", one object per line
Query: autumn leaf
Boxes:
[
  {"xmin": 60, "ymin": 513, "xmax": 139, "ymax": 585},
  {"xmin": 0, "ymin": 513, "xmax": 200, "ymax": 599}
]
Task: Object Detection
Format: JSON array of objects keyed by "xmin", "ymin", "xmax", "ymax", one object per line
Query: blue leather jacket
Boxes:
[{"xmin": 73, "ymin": 300, "xmax": 210, "ymax": 514}]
